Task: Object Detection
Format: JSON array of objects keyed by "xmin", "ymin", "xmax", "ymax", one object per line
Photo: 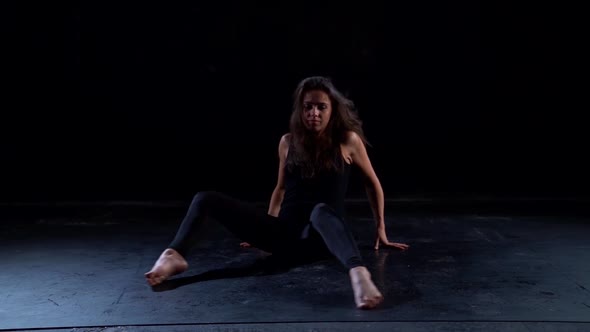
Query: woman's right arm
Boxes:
[{"xmin": 268, "ymin": 133, "xmax": 289, "ymax": 217}]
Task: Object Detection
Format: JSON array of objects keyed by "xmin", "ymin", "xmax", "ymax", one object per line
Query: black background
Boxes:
[{"xmin": 1, "ymin": 1, "xmax": 586, "ymax": 203}]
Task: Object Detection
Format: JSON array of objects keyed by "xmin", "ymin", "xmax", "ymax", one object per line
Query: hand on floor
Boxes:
[
  {"xmin": 374, "ymin": 238, "xmax": 409, "ymax": 251},
  {"xmin": 375, "ymin": 225, "xmax": 409, "ymax": 251}
]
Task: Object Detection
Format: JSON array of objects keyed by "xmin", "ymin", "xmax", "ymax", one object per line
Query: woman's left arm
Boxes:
[{"xmin": 346, "ymin": 131, "xmax": 409, "ymax": 251}]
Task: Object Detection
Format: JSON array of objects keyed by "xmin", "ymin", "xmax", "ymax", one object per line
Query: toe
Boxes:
[{"xmin": 358, "ymin": 302, "xmax": 373, "ymax": 310}]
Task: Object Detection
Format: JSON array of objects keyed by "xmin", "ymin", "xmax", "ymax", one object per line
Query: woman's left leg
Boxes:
[{"xmin": 307, "ymin": 203, "xmax": 384, "ymax": 309}]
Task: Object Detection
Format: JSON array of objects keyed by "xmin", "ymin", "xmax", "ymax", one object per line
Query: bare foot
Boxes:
[
  {"xmin": 349, "ymin": 266, "xmax": 384, "ymax": 309},
  {"xmin": 144, "ymin": 248, "xmax": 188, "ymax": 286}
]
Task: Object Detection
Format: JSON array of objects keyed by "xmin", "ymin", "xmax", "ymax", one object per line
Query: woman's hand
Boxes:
[{"xmin": 374, "ymin": 224, "xmax": 409, "ymax": 251}]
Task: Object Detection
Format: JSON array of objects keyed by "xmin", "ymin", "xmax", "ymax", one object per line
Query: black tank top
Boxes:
[{"xmin": 278, "ymin": 145, "xmax": 351, "ymax": 223}]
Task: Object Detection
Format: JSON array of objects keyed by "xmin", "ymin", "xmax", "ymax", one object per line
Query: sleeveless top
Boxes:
[{"xmin": 278, "ymin": 143, "xmax": 352, "ymax": 224}]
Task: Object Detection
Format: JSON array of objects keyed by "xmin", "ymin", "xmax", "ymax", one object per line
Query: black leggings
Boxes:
[{"xmin": 168, "ymin": 191, "xmax": 363, "ymax": 269}]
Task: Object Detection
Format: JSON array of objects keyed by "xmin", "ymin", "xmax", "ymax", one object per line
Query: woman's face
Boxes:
[{"xmin": 301, "ymin": 90, "xmax": 332, "ymax": 134}]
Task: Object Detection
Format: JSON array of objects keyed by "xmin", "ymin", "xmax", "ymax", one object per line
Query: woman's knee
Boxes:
[
  {"xmin": 310, "ymin": 203, "xmax": 337, "ymax": 226},
  {"xmin": 191, "ymin": 191, "xmax": 224, "ymax": 209}
]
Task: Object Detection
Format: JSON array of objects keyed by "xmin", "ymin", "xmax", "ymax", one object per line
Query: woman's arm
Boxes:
[
  {"xmin": 241, "ymin": 134, "xmax": 289, "ymax": 248},
  {"xmin": 345, "ymin": 131, "xmax": 409, "ymax": 251},
  {"xmin": 267, "ymin": 133, "xmax": 290, "ymax": 217}
]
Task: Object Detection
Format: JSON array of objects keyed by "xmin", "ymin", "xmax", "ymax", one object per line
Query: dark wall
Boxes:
[{"xmin": 1, "ymin": 1, "xmax": 586, "ymax": 202}]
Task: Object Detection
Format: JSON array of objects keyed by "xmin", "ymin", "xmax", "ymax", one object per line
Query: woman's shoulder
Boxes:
[
  {"xmin": 279, "ymin": 133, "xmax": 291, "ymax": 154},
  {"xmin": 280, "ymin": 133, "xmax": 291, "ymax": 145},
  {"xmin": 342, "ymin": 130, "xmax": 363, "ymax": 146}
]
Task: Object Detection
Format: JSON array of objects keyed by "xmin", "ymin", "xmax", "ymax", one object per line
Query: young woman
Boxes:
[{"xmin": 145, "ymin": 76, "xmax": 409, "ymax": 309}]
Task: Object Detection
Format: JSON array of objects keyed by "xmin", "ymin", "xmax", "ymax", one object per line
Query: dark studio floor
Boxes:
[{"xmin": 1, "ymin": 199, "xmax": 590, "ymax": 332}]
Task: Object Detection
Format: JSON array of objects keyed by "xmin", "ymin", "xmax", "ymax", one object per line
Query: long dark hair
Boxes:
[{"xmin": 286, "ymin": 76, "xmax": 369, "ymax": 178}]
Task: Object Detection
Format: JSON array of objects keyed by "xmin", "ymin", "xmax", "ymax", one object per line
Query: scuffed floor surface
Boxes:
[{"xmin": 0, "ymin": 203, "xmax": 589, "ymax": 331}]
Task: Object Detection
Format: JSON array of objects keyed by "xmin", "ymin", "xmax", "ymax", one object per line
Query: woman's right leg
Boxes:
[{"xmin": 145, "ymin": 191, "xmax": 281, "ymax": 286}]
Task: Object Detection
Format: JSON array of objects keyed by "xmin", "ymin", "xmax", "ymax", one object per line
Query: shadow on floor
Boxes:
[{"xmin": 151, "ymin": 254, "xmax": 317, "ymax": 292}]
